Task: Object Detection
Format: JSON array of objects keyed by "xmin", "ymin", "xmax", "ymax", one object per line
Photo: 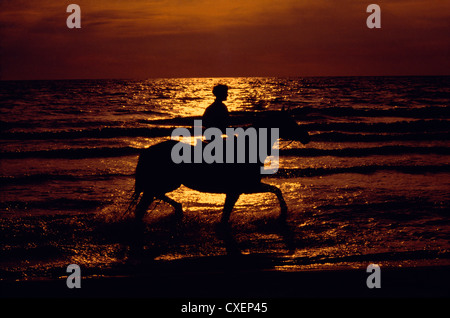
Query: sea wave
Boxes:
[
  {"xmin": 0, "ymin": 127, "xmax": 174, "ymax": 140},
  {"xmin": 1, "ymin": 164, "xmax": 448, "ymax": 186},
  {"xmin": 0, "ymin": 146, "xmax": 141, "ymax": 159},
  {"xmin": 275, "ymin": 164, "xmax": 450, "ymax": 178},
  {"xmin": 302, "ymin": 119, "xmax": 450, "ymax": 133},
  {"xmin": 289, "ymin": 105, "xmax": 450, "ymax": 119},
  {"xmin": 0, "ymin": 198, "xmax": 104, "ymax": 211},
  {"xmin": 312, "ymin": 131, "xmax": 450, "ymax": 142},
  {"xmin": 1, "ymin": 145, "xmax": 448, "ymax": 159},
  {"xmin": 1, "ymin": 119, "xmax": 448, "ymax": 141},
  {"xmin": 0, "ymin": 172, "xmax": 132, "ymax": 185},
  {"xmin": 280, "ymin": 145, "xmax": 450, "ymax": 157}
]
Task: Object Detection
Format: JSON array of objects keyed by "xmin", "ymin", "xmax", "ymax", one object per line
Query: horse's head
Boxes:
[{"xmin": 265, "ymin": 110, "xmax": 310, "ymax": 145}]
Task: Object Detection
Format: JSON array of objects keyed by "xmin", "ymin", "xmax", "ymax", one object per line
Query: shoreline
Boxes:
[{"xmin": 1, "ymin": 254, "xmax": 449, "ymax": 298}]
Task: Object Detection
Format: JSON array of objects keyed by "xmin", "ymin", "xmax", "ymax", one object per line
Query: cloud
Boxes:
[{"xmin": 0, "ymin": 0, "xmax": 448, "ymax": 79}]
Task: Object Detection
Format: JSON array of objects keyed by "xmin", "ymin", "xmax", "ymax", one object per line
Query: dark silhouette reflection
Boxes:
[
  {"xmin": 124, "ymin": 211, "xmax": 185, "ymax": 260},
  {"xmin": 215, "ymin": 223, "xmax": 241, "ymax": 256},
  {"xmin": 117, "ymin": 206, "xmax": 297, "ymax": 264},
  {"xmin": 216, "ymin": 217, "xmax": 297, "ymax": 257},
  {"xmin": 277, "ymin": 218, "xmax": 297, "ymax": 254}
]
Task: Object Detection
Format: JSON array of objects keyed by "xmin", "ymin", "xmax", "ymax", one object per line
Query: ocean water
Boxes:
[{"xmin": 0, "ymin": 76, "xmax": 449, "ymax": 280}]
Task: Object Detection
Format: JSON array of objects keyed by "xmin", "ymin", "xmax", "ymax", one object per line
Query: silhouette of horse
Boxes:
[{"xmin": 131, "ymin": 111, "xmax": 309, "ymax": 224}]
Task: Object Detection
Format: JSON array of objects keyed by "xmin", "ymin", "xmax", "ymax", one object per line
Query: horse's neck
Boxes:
[
  {"xmin": 247, "ymin": 123, "xmax": 279, "ymax": 164},
  {"xmin": 252, "ymin": 115, "xmax": 281, "ymax": 147}
]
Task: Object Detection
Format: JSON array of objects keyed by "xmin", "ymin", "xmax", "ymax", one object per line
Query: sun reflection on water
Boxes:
[{"xmin": 127, "ymin": 77, "xmax": 283, "ymax": 121}]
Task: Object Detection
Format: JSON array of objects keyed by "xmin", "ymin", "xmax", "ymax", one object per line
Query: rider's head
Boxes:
[{"xmin": 213, "ymin": 84, "xmax": 228, "ymax": 101}]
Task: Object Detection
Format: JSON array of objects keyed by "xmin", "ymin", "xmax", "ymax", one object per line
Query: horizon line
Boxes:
[{"xmin": 2, "ymin": 74, "xmax": 450, "ymax": 82}]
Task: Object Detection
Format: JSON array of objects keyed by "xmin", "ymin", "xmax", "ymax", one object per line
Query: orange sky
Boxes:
[{"xmin": 0, "ymin": 0, "xmax": 449, "ymax": 80}]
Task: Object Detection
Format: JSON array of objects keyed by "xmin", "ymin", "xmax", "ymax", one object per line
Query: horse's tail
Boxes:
[
  {"xmin": 122, "ymin": 150, "xmax": 147, "ymax": 217},
  {"xmin": 122, "ymin": 186, "xmax": 141, "ymax": 217},
  {"xmin": 124, "ymin": 140, "xmax": 176, "ymax": 218},
  {"xmin": 134, "ymin": 148, "xmax": 148, "ymax": 194}
]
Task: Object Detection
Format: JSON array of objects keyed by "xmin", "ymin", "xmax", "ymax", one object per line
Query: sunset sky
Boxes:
[{"xmin": 0, "ymin": 0, "xmax": 449, "ymax": 80}]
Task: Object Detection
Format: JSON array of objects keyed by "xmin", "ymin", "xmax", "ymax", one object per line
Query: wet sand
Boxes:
[{"xmin": 1, "ymin": 255, "xmax": 448, "ymax": 299}]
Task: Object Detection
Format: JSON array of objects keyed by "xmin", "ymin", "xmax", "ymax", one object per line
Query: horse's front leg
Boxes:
[
  {"xmin": 257, "ymin": 183, "xmax": 288, "ymax": 219},
  {"xmin": 220, "ymin": 192, "xmax": 240, "ymax": 224},
  {"xmin": 135, "ymin": 192, "xmax": 154, "ymax": 221},
  {"xmin": 159, "ymin": 194, "xmax": 183, "ymax": 217}
]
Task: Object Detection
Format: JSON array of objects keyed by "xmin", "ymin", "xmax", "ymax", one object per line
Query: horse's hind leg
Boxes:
[
  {"xmin": 135, "ymin": 192, "xmax": 154, "ymax": 221},
  {"xmin": 160, "ymin": 194, "xmax": 183, "ymax": 217},
  {"xmin": 259, "ymin": 183, "xmax": 288, "ymax": 219},
  {"xmin": 220, "ymin": 193, "xmax": 240, "ymax": 224}
]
